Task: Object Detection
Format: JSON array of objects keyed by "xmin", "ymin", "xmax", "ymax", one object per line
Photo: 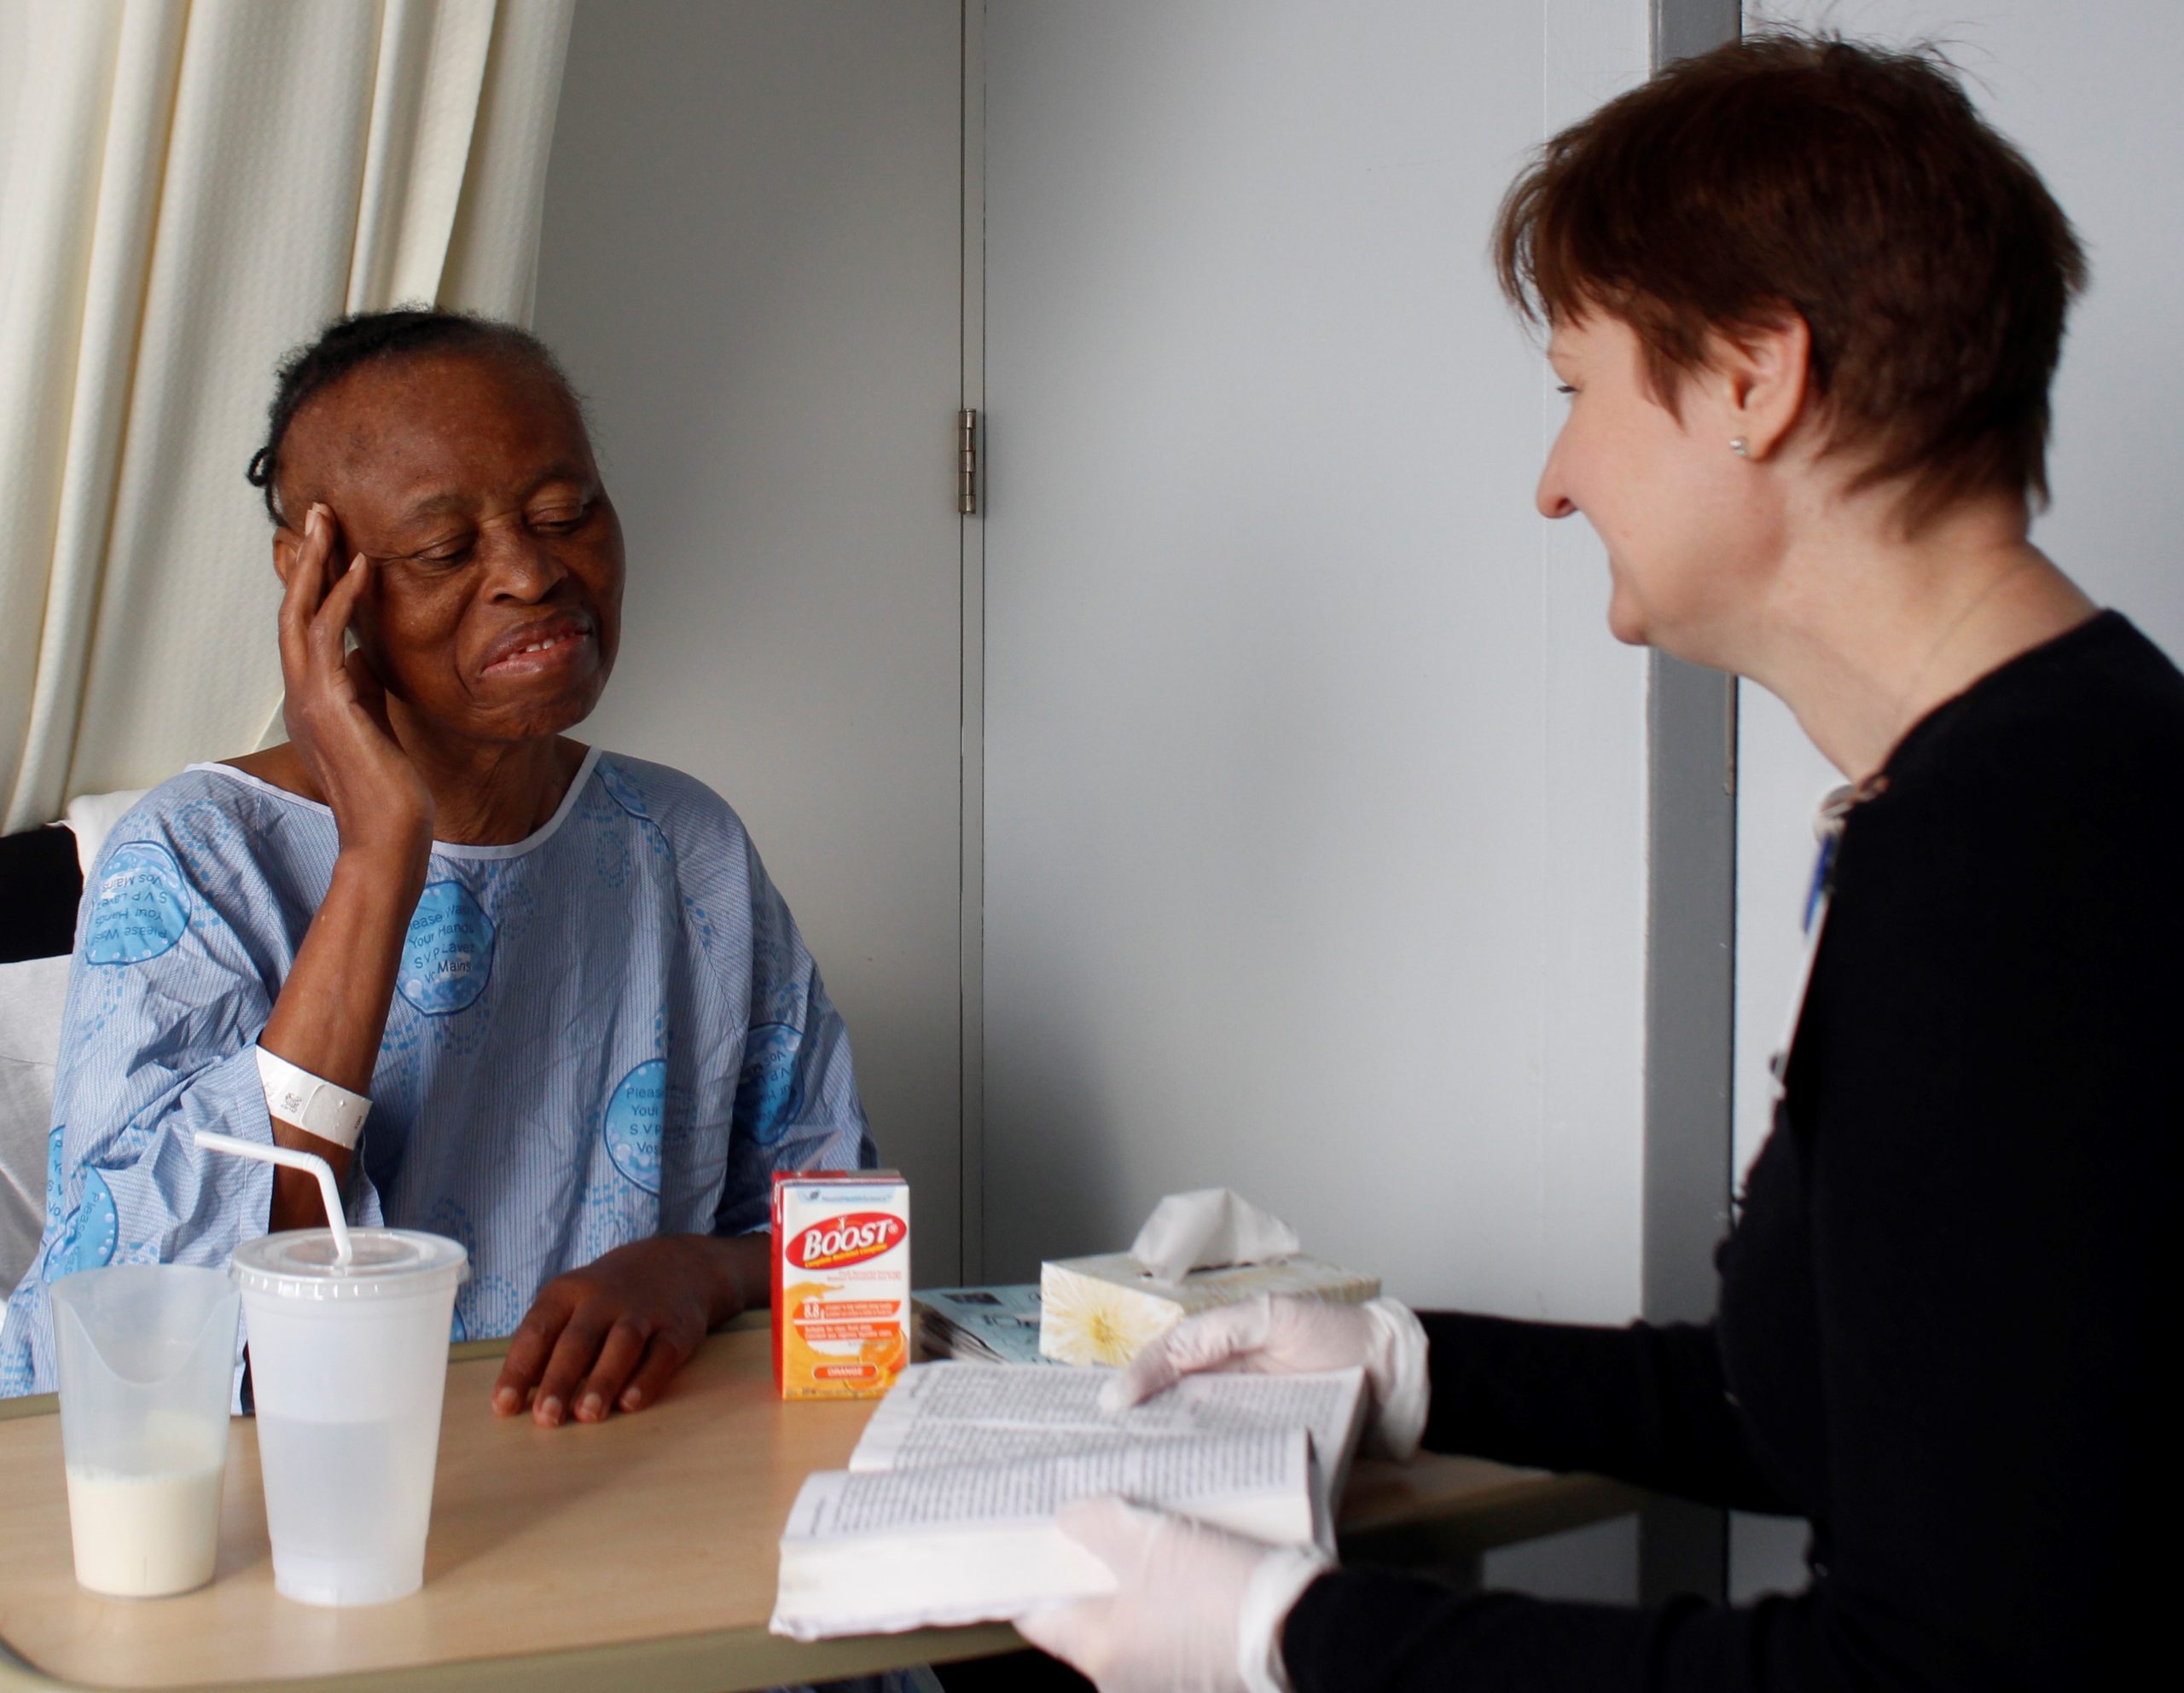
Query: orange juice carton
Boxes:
[{"xmin": 772, "ymin": 1171, "xmax": 911, "ymax": 1400}]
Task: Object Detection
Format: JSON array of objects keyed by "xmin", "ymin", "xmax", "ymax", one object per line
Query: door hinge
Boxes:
[{"xmin": 957, "ymin": 408, "xmax": 979, "ymax": 515}]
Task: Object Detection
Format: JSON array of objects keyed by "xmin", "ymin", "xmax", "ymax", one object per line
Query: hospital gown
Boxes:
[{"xmin": 0, "ymin": 747, "xmax": 874, "ymax": 1396}]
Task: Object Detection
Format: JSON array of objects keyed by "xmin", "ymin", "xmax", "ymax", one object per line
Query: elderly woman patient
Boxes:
[{"xmin": 0, "ymin": 310, "xmax": 874, "ymax": 1425}]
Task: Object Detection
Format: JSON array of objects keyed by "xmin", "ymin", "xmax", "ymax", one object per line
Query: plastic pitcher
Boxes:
[
  {"xmin": 230, "ymin": 1228, "xmax": 466, "ymax": 1606},
  {"xmin": 49, "ymin": 1265, "xmax": 240, "ymax": 1597}
]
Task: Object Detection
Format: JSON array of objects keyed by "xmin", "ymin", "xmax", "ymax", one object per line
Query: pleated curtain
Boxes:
[{"xmin": 0, "ymin": 0, "xmax": 575, "ymax": 832}]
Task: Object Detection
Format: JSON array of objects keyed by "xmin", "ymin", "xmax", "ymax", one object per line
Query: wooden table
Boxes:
[{"xmin": 0, "ymin": 1321, "xmax": 1641, "ymax": 1692}]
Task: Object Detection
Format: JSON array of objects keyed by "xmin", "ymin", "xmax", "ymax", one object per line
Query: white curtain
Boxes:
[{"xmin": 0, "ymin": 0, "xmax": 575, "ymax": 832}]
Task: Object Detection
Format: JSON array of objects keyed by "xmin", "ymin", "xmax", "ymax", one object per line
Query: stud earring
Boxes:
[{"xmin": 1730, "ymin": 436, "xmax": 1751, "ymax": 457}]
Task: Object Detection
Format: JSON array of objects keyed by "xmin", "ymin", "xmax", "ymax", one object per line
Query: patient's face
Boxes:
[{"xmin": 276, "ymin": 351, "xmax": 625, "ymax": 745}]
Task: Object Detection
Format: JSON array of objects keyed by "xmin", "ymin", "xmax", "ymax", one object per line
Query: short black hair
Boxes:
[{"xmin": 246, "ymin": 308, "xmax": 581, "ymax": 525}]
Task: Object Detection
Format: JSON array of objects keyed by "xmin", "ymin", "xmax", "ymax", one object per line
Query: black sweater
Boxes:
[{"xmin": 1285, "ymin": 612, "xmax": 2181, "ymax": 1690}]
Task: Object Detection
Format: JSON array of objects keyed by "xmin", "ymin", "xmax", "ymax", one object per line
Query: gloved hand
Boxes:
[
  {"xmin": 1015, "ymin": 1497, "xmax": 1329, "ymax": 1693},
  {"xmin": 1100, "ymin": 1294, "xmax": 1430, "ymax": 1460}
]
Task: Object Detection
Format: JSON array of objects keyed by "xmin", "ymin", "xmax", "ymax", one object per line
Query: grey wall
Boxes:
[
  {"xmin": 979, "ymin": 0, "xmax": 1653, "ymax": 1324},
  {"xmin": 531, "ymin": 1, "xmax": 969, "ymax": 1284},
  {"xmin": 1729, "ymin": 0, "xmax": 2184, "ymax": 1603}
]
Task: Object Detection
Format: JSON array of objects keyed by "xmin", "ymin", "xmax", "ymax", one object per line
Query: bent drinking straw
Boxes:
[{"xmin": 193, "ymin": 1131, "xmax": 354, "ymax": 1265}]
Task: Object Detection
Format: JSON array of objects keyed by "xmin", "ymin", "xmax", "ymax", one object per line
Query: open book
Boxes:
[{"xmin": 770, "ymin": 1360, "xmax": 1366, "ymax": 1640}]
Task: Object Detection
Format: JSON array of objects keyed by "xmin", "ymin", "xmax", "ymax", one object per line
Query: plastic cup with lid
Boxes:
[
  {"xmin": 230, "ymin": 1227, "xmax": 467, "ymax": 1606},
  {"xmin": 49, "ymin": 1265, "xmax": 240, "ymax": 1597}
]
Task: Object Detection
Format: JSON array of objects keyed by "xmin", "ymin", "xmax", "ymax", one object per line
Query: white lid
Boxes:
[{"xmin": 229, "ymin": 1229, "xmax": 468, "ymax": 1302}]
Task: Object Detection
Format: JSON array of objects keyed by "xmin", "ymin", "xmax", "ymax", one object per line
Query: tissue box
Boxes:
[{"xmin": 1038, "ymin": 1252, "xmax": 1379, "ymax": 1367}]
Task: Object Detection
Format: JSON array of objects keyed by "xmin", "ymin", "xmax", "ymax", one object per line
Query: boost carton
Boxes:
[{"xmin": 772, "ymin": 1171, "xmax": 911, "ymax": 1400}]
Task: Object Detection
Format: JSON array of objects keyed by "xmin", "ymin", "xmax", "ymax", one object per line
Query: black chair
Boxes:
[{"xmin": 0, "ymin": 825, "xmax": 84, "ymax": 963}]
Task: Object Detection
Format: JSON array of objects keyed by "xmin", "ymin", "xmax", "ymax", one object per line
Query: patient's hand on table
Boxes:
[
  {"xmin": 490, "ymin": 1232, "xmax": 768, "ymax": 1427},
  {"xmin": 1101, "ymin": 1294, "xmax": 1432, "ymax": 1461}
]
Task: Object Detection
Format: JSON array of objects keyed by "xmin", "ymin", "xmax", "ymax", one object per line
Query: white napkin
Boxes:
[
  {"xmin": 63, "ymin": 789, "xmax": 149, "ymax": 877},
  {"xmin": 1128, "ymin": 1188, "xmax": 1303, "ymax": 1284}
]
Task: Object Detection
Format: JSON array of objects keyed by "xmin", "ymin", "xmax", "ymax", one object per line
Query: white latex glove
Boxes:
[
  {"xmin": 1015, "ymin": 1497, "xmax": 1330, "ymax": 1693},
  {"xmin": 1100, "ymin": 1294, "xmax": 1430, "ymax": 1460}
]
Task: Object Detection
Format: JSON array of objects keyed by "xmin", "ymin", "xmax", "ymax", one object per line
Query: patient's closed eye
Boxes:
[{"xmin": 400, "ymin": 534, "xmax": 475, "ymax": 566}]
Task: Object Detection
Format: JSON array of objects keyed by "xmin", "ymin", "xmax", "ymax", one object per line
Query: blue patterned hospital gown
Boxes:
[{"xmin": 0, "ymin": 747, "xmax": 874, "ymax": 1396}]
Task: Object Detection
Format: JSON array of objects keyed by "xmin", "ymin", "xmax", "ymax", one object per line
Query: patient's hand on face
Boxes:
[
  {"xmin": 490, "ymin": 1231, "xmax": 772, "ymax": 1426},
  {"xmin": 270, "ymin": 501, "xmax": 436, "ymax": 873}
]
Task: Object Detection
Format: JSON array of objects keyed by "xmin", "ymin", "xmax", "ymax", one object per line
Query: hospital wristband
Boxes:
[{"xmin": 253, "ymin": 1045, "xmax": 370, "ymax": 1151}]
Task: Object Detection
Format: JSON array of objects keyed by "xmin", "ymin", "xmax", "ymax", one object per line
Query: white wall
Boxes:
[
  {"xmin": 979, "ymin": 0, "xmax": 1653, "ymax": 1329},
  {"xmin": 531, "ymin": 1, "xmax": 969, "ymax": 1284},
  {"xmin": 1730, "ymin": 0, "xmax": 2184, "ymax": 1601}
]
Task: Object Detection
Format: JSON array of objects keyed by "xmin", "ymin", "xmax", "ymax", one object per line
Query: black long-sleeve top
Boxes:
[{"xmin": 1285, "ymin": 612, "xmax": 2181, "ymax": 1690}]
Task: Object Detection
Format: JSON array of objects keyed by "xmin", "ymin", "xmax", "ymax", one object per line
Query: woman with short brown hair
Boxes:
[{"xmin": 1022, "ymin": 32, "xmax": 2175, "ymax": 1692}]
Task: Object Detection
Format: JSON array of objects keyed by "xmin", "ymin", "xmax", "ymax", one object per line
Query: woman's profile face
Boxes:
[
  {"xmin": 276, "ymin": 351, "xmax": 625, "ymax": 746},
  {"xmin": 1535, "ymin": 310, "xmax": 1766, "ymax": 660}
]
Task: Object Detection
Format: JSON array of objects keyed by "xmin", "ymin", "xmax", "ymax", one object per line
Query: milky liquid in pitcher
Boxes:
[{"xmin": 65, "ymin": 1415, "xmax": 224, "ymax": 1598}]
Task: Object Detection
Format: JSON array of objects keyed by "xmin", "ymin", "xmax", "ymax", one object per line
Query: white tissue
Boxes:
[
  {"xmin": 1129, "ymin": 1188, "xmax": 1302, "ymax": 1285},
  {"xmin": 1043, "ymin": 1191, "xmax": 1374, "ymax": 1365}
]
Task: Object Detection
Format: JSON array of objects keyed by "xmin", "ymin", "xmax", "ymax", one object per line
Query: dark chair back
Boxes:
[{"xmin": 0, "ymin": 826, "xmax": 84, "ymax": 963}]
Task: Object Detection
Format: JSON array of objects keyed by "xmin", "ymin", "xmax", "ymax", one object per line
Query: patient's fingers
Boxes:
[
  {"xmin": 492, "ymin": 1284, "xmax": 572, "ymax": 1415},
  {"xmin": 531, "ymin": 1305, "xmax": 615, "ymax": 1427},
  {"xmin": 275, "ymin": 505, "xmax": 331, "ymax": 684},
  {"xmin": 617, "ymin": 1329, "xmax": 692, "ymax": 1414},
  {"xmin": 573, "ymin": 1317, "xmax": 649, "ymax": 1422},
  {"xmin": 307, "ymin": 553, "xmax": 367, "ymax": 669},
  {"xmin": 491, "ymin": 1237, "xmax": 718, "ymax": 1427}
]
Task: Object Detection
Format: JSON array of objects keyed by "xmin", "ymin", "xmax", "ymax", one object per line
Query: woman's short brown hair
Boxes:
[{"xmin": 1494, "ymin": 30, "xmax": 2087, "ymax": 530}]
